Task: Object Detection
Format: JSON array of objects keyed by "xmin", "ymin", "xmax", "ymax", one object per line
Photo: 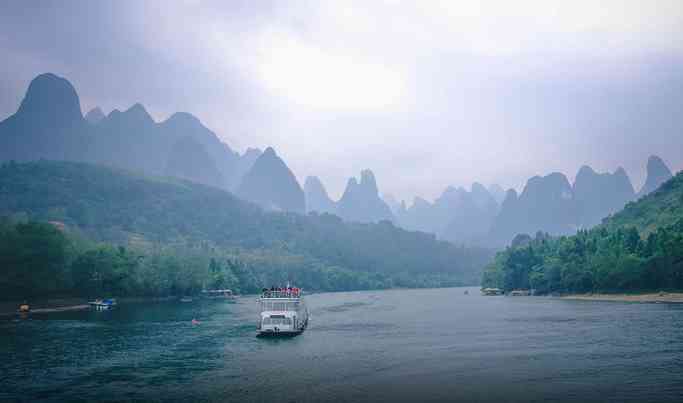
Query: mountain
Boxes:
[
  {"xmin": 0, "ymin": 73, "xmax": 255, "ymax": 192},
  {"xmin": 394, "ymin": 183, "xmax": 499, "ymax": 245},
  {"xmin": 0, "ymin": 160, "xmax": 494, "ymax": 291},
  {"xmin": 165, "ymin": 136, "xmax": 225, "ymax": 189},
  {"xmin": 0, "ymin": 73, "xmax": 89, "ymax": 163},
  {"xmin": 573, "ymin": 165, "xmax": 635, "ymax": 228},
  {"xmin": 637, "ymin": 155, "xmax": 673, "ymax": 199},
  {"xmin": 237, "ymin": 147, "xmax": 305, "ymax": 213},
  {"xmin": 483, "ymin": 170, "xmax": 683, "ymax": 294},
  {"xmin": 489, "ymin": 172, "xmax": 576, "ymax": 245},
  {"xmin": 488, "ymin": 184, "xmax": 506, "ymax": 205},
  {"xmin": 159, "ymin": 112, "xmax": 243, "ymax": 189},
  {"xmin": 440, "ymin": 183, "xmax": 499, "ymax": 245},
  {"xmin": 84, "ymin": 107, "xmax": 105, "ymax": 124},
  {"xmin": 337, "ymin": 170, "xmax": 394, "ymax": 223},
  {"xmin": 304, "ymin": 176, "xmax": 336, "ymax": 214},
  {"xmin": 382, "ymin": 194, "xmax": 402, "ymax": 216},
  {"xmin": 398, "ymin": 196, "xmax": 440, "ymax": 233},
  {"xmin": 606, "ymin": 168, "xmax": 683, "ymax": 234},
  {"xmin": 87, "ymin": 103, "xmax": 165, "ymax": 175}
]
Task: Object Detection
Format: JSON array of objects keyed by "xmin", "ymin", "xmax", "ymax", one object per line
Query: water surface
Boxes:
[{"xmin": 2, "ymin": 287, "xmax": 682, "ymax": 402}]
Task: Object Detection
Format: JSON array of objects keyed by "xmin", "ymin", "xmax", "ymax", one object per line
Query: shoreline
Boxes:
[{"xmin": 561, "ymin": 292, "xmax": 683, "ymax": 303}]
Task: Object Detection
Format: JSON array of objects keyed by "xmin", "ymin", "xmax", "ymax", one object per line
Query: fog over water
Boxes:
[{"xmin": 1, "ymin": 1, "xmax": 683, "ymax": 201}]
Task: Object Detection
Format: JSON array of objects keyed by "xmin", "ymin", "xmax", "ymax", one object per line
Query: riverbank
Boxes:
[{"xmin": 561, "ymin": 292, "xmax": 683, "ymax": 303}]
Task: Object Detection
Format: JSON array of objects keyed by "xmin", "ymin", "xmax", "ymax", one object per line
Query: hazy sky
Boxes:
[{"xmin": 1, "ymin": 1, "xmax": 682, "ymax": 202}]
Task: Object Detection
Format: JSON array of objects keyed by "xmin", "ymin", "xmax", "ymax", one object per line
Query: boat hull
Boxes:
[{"xmin": 256, "ymin": 329, "xmax": 305, "ymax": 338}]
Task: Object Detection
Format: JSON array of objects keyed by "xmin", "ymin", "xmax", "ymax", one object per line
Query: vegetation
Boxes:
[
  {"xmin": 0, "ymin": 161, "xmax": 493, "ymax": 300},
  {"xmin": 482, "ymin": 171, "xmax": 683, "ymax": 294}
]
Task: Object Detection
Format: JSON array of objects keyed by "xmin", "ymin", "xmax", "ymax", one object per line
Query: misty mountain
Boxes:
[
  {"xmin": 337, "ymin": 170, "xmax": 394, "ymax": 223},
  {"xmin": 382, "ymin": 193, "xmax": 402, "ymax": 216},
  {"xmin": 396, "ymin": 196, "xmax": 441, "ymax": 234},
  {"xmin": 440, "ymin": 183, "xmax": 499, "ymax": 244},
  {"xmin": 237, "ymin": 147, "xmax": 305, "ymax": 213},
  {"xmin": 0, "ymin": 73, "xmax": 258, "ymax": 192},
  {"xmin": 84, "ymin": 106, "xmax": 105, "ymax": 125},
  {"xmin": 0, "ymin": 73, "xmax": 90, "ymax": 163},
  {"xmin": 165, "ymin": 136, "xmax": 225, "ymax": 189},
  {"xmin": 637, "ymin": 155, "xmax": 673, "ymax": 199},
  {"xmin": 396, "ymin": 183, "xmax": 499, "ymax": 245},
  {"xmin": 487, "ymin": 184, "xmax": 506, "ymax": 205},
  {"xmin": 304, "ymin": 176, "xmax": 336, "ymax": 214},
  {"xmin": 573, "ymin": 165, "xmax": 635, "ymax": 228},
  {"xmin": 0, "ymin": 160, "xmax": 493, "ymax": 289},
  {"xmin": 489, "ymin": 172, "xmax": 576, "ymax": 245}
]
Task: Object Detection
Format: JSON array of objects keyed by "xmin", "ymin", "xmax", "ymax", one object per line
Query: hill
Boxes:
[
  {"xmin": 0, "ymin": 161, "xmax": 493, "ymax": 298},
  {"xmin": 481, "ymin": 171, "xmax": 683, "ymax": 294}
]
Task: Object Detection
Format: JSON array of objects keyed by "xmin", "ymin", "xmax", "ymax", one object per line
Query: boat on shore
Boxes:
[
  {"xmin": 256, "ymin": 287, "xmax": 308, "ymax": 337},
  {"xmin": 88, "ymin": 298, "xmax": 117, "ymax": 310},
  {"xmin": 481, "ymin": 288, "xmax": 503, "ymax": 296}
]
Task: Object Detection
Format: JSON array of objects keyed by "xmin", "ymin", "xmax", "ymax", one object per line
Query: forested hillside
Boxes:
[
  {"xmin": 0, "ymin": 161, "xmax": 493, "ymax": 299},
  {"xmin": 482, "ymin": 171, "xmax": 683, "ymax": 293}
]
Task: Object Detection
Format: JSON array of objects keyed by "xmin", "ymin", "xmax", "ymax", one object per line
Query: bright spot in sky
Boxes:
[{"xmin": 257, "ymin": 34, "xmax": 404, "ymax": 110}]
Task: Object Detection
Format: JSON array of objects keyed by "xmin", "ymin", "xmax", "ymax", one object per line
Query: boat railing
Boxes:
[{"xmin": 260, "ymin": 290, "xmax": 301, "ymax": 299}]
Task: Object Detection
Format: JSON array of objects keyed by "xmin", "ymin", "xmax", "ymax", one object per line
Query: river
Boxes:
[{"xmin": 2, "ymin": 287, "xmax": 682, "ymax": 402}]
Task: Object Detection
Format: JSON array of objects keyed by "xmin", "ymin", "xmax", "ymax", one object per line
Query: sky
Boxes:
[{"xmin": 1, "ymin": 0, "xmax": 683, "ymax": 203}]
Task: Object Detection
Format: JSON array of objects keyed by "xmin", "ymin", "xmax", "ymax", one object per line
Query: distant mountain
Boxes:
[
  {"xmin": 87, "ymin": 103, "xmax": 165, "ymax": 176},
  {"xmin": 397, "ymin": 196, "xmax": 441, "ymax": 234},
  {"xmin": 0, "ymin": 73, "xmax": 256, "ymax": 192},
  {"xmin": 637, "ymin": 155, "xmax": 673, "ymax": 199},
  {"xmin": 382, "ymin": 194, "xmax": 402, "ymax": 216},
  {"xmin": 395, "ymin": 183, "xmax": 499, "ymax": 245},
  {"xmin": 84, "ymin": 107, "xmax": 105, "ymax": 125},
  {"xmin": 489, "ymin": 172, "xmax": 576, "ymax": 245},
  {"xmin": 573, "ymin": 165, "xmax": 635, "ymax": 228},
  {"xmin": 159, "ymin": 112, "xmax": 244, "ymax": 189},
  {"xmin": 483, "ymin": 169, "xmax": 683, "ymax": 294},
  {"xmin": 337, "ymin": 170, "xmax": 394, "ymax": 223},
  {"xmin": 165, "ymin": 136, "xmax": 225, "ymax": 189},
  {"xmin": 440, "ymin": 183, "xmax": 499, "ymax": 245},
  {"xmin": 0, "ymin": 160, "xmax": 493, "ymax": 290},
  {"xmin": 487, "ymin": 184, "xmax": 506, "ymax": 205},
  {"xmin": 237, "ymin": 147, "xmax": 305, "ymax": 213},
  {"xmin": 304, "ymin": 176, "xmax": 336, "ymax": 214},
  {"xmin": 0, "ymin": 73, "xmax": 89, "ymax": 163}
]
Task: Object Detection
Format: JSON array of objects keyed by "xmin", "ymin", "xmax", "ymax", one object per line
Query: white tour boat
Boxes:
[{"xmin": 257, "ymin": 287, "xmax": 308, "ymax": 337}]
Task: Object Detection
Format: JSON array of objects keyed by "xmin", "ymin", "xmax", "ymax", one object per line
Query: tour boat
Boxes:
[{"xmin": 256, "ymin": 287, "xmax": 309, "ymax": 337}]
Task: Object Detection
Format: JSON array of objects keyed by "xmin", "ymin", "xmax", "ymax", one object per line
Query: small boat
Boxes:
[
  {"xmin": 257, "ymin": 287, "xmax": 309, "ymax": 337},
  {"xmin": 89, "ymin": 298, "xmax": 117, "ymax": 310},
  {"xmin": 509, "ymin": 289, "xmax": 531, "ymax": 296},
  {"xmin": 481, "ymin": 288, "xmax": 504, "ymax": 296},
  {"xmin": 179, "ymin": 296, "xmax": 193, "ymax": 303}
]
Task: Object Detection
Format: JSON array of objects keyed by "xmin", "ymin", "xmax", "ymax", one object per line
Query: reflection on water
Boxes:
[{"xmin": 2, "ymin": 288, "xmax": 683, "ymax": 402}]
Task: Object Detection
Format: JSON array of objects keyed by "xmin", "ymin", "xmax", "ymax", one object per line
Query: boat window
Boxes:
[
  {"xmin": 272, "ymin": 302, "xmax": 286, "ymax": 311},
  {"xmin": 262, "ymin": 317, "xmax": 292, "ymax": 326}
]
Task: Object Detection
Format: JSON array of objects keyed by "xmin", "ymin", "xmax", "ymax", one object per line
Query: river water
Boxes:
[{"xmin": 2, "ymin": 287, "xmax": 682, "ymax": 402}]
